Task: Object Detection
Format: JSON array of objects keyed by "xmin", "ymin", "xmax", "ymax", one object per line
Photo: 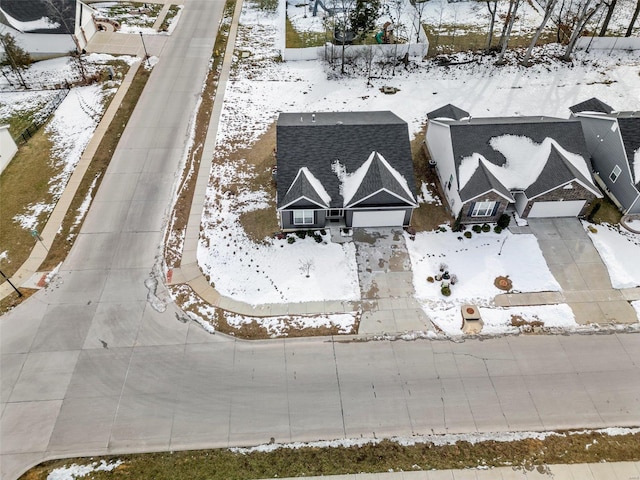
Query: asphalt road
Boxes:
[{"xmin": 1, "ymin": 1, "xmax": 640, "ymax": 479}]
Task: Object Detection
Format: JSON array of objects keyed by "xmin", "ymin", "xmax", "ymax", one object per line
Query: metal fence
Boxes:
[{"xmin": 14, "ymin": 88, "xmax": 70, "ymax": 145}]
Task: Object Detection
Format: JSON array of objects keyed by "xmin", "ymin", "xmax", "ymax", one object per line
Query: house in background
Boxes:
[
  {"xmin": 425, "ymin": 105, "xmax": 602, "ymax": 224},
  {"xmin": 275, "ymin": 111, "xmax": 418, "ymax": 231},
  {"xmin": 0, "ymin": 0, "xmax": 95, "ymax": 58},
  {"xmin": 571, "ymin": 99, "xmax": 640, "ymax": 214}
]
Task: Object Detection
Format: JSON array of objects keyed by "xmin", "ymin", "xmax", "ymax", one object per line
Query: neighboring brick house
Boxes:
[
  {"xmin": 275, "ymin": 111, "xmax": 418, "ymax": 231},
  {"xmin": 424, "ymin": 105, "xmax": 602, "ymax": 224},
  {"xmin": 571, "ymin": 99, "xmax": 640, "ymax": 215}
]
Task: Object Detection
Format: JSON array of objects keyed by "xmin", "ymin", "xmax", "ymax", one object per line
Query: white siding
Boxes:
[
  {"xmin": 425, "ymin": 122, "xmax": 462, "ymax": 214},
  {"xmin": 0, "ymin": 125, "xmax": 18, "ymax": 175}
]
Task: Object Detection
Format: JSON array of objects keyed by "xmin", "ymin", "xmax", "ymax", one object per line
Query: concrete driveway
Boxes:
[{"xmin": 527, "ymin": 218, "xmax": 638, "ymax": 324}]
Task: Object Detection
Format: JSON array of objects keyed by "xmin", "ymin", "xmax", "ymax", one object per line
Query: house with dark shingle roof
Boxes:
[
  {"xmin": 571, "ymin": 102, "xmax": 640, "ymax": 214},
  {"xmin": 425, "ymin": 105, "xmax": 601, "ymax": 224},
  {"xmin": 276, "ymin": 111, "xmax": 418, "ymax": 230}
]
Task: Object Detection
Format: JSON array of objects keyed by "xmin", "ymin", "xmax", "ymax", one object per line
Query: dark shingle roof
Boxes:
[
  {"xmin": 459, "ymin": 160, "xmax": 513, "ymax": 202},
  {"xmin": 427, "ymin": 104, "xmax": 470, "ymax": 121},
  {"xmin": 446, "ymin": 117, "xmax": 595, "ymax": 202},
  {"xmin": 525, "ymin": 145, "xmax": 596, "ymax": 198},
  {"xmin": 280, "ymin": 168, "xmax": 329, "ymax": 208},
  {"xmin": 617, "ymin": 116, "xmax": 640, "ymax": 186},
  {"xmin": 569, "ymin": 97, "xmax": 614, "ymax": 114},
  {"xmin": 347, "ymin": 152, "xmax": 415, "ymax": 206},
  {"xmin": 276, "ymin": 111, "xmax": 417, "ymax": 209},
  {"xmin": 0, "ymin": 0, "xmax": 75, "ymax": 33}
]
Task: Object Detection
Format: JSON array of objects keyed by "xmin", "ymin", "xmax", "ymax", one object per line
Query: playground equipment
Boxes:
[
  {"xmin": 313, "ymin": 0, "xmax": 335, "ymax": 16},
  {"xmin": 375, "ymin": 21, "xmax": 395, "ymax": 44}
]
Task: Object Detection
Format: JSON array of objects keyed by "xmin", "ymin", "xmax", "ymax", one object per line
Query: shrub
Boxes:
[
  {"xmin": 482, "ymin": 223, "xmax": 491, "ymax": 232},
  {"xmin": 320, "ymin": 229, "xmax": 327, "ymax": 235},
  {"xmin": 439, "ymin": 226, "xmax": 447, "ymax": 232},
  {"xmin": 452, "ymin": 211, "xmax": 463, "ymax": 232},
  {"xmin": 450, "ymin": 274, "xmax": 457, "ymax": 285},
  {"xmin": 464, "ymin": 231, "xmax": 472, "ymax": 238},
  {"xmin": 287, "ymin": 236, "xmax": 296, "ymax": 244},
  {"xmin": 427, "ymin": 276, "xmax": 434, "ymax": 283},
  {"xmin": 472, "ymin": 225, "xmax": 482, "ymax": 233},
  {"xmin": 295, "ymin": 231, "xmax": 306, "ymax": 239},
  {"xmin": 497, "ymin": 213, "xmax": 511, "ymax": 229},
  {"xmin": 313, "ymin": 233, "xmax": 323, "ymax": 243},
  {"xmin": 494, "ymin": 226, "xmax": 503, "ymax": 234},
  {"xmin": 441, "ymin": 285, "xmax": 451, "ymax": 296},
  {"xmin": 588, "ymin": 225, "xmax": 598, "ymax": 234}
]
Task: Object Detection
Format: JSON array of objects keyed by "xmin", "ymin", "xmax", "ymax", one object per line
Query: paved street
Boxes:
[{"xmin": 1, "ymin": 1, "xmax": 640, "ymax": 480}]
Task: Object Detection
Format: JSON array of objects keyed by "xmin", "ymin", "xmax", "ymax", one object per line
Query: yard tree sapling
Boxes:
[
  {"xmin": 299, "ymin": 258, "xmax": 315, "ymax": 277},
  {"xmin": 409, "ymin": 0, "xmax": 429, "ymax": 43},
  {"xmin": 598, "ymin": 0, "xmax": 617, "ymax": 35}
]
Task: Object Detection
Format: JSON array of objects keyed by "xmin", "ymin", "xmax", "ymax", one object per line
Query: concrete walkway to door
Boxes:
[{"xmin": 495, "ymin": 218, "xmax": 640, "ymax": 324}]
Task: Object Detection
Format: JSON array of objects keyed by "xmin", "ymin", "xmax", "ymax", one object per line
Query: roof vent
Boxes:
[
  {"xmin": 336, "ymin": 121, "xmax": 343, "ymax": 125},
  {"xmin": 312, "ymin": 113, "xmax": 316, "ymax": 123},
  {"xmin": 300, "ymin": 116, "xmax": 303, "ymax": 122}
]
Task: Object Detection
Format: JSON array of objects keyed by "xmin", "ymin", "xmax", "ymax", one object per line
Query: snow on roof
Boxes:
[
  {"xmin": 300, "ymin": 166, "xmax": 331, "ymax": 205},
  {"xmin": 375, "ymin": 151, "xmax": 414, "ymax": 201},
  {"xmin": 0, "ymin": 7, "xmax": 60, "ymax": 32},
  {"xmin": 458, "ymin": 135, "xmax": 592, "ymax": 191},
  {"xmin": 634, "ymin": 148, "xmax": 640, "ymax": 185},
  {"xmin": 332, "ymin": 151, "xmax": 413, "ymax": 207}
]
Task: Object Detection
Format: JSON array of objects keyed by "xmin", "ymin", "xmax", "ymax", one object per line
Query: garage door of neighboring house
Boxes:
[
  {"xmin": 352, "ymin": 210, "xmax": 405, "ymax": 227},
  {"xmin": 528, "ymin": 200, "xmax": 586, "ymax": 218}
]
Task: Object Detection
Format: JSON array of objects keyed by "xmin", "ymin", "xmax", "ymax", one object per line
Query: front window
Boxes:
[
  {"xmin": 293, "ymin": 210, "xmax": 314, "ymax": 225},
  {"xmin": 610, "ymin": 165, "xmax": 621, "ymax": 183},
  {"xmin": 471, "ymin": 201, "xmax": 496, "ymax": 217}
]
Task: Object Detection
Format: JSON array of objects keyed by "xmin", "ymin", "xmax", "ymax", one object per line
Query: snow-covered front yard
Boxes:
[{"xmin": 585, "ymin": 221, "xmax": 640, "ymax": 289}]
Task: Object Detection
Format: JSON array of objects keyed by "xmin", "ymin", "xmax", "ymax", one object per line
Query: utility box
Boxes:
[{"xmin": 461, "ymin": 304, "xmax": 483, "ymax": 334}]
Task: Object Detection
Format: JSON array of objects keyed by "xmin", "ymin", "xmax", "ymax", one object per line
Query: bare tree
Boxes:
[
  {"xmin": 409, "ymin": 0, "xmax": 428, "ymax": 43},
  {"xmin": 43, "ymin": 0, "xmax": 88, "ymax": 81},
  {"xmin": 598, "ymin": 0, "xmax": 617, "ymax": 35},
  {"xmin": 561, "ymin": 0, "xmax": 606, "ymax": 61},
  {"xmin": 626, "ymin": 0, "xmax": 640, "ymax": 36},
  {"xmin": 521, "ymin": 0, "xmax": 559, "ymax": 65},
  {"xmin": 299, "ymin": 259, "xmax": 315, "ymax": 277},
  {"xmin": 496, "ymin": 0, "xmax": 522, "ymax": 63},
  {"xmin": 485, "ymin": 0, "xmax": 498, "ymax": 52}
]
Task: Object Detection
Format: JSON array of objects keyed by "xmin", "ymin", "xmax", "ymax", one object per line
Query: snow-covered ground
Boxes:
[
  {"xmin": 195, "ymin": 0, "xmax": 640, "ymax": 335},
  {"xmin": 585, "ymin": 221, "xmax": 640, "ymax": 289}
]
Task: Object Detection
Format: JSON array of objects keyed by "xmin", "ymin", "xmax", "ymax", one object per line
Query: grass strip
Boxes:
[
  {"xmin": 39, "ymin": 66, "xmax": 151, "ymax": 271},
  {"xmin": 164, "ymin": 0, "xmax": 236, "ymax": 267},
  {"xmin": 20, "ymin": 431, "xmax": 640, "ymax": 480},
  {"xmin": 159, "ymin": 4, "xmax": 181, "ymax": 32}
]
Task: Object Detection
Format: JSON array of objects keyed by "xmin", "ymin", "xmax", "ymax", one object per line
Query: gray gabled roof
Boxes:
[
  {"xmin": 525, "ymin": 145, "xmax": 598, "ymax": 199},
  {"xmin": 347, "ymin": 152, "xmax": 416, "ymax": 207},
  {"xmin": 280, "ymin": 168, "xmax": 329, "ymax": 208},
  {"xmin": 617, "ymin": 115, "xmax": 640, "ymax": 186},
  {"xmin": 276, "ymin": 111, "xmax": 417, "ymax": 209},
  {"xmin": 446, "ymin": 117, "xmax": 596, "ymax": 202},
  {"xmin": 459, "ymin": 160, "xmax": 514, "ymax": 203},
  {"xmin": 569, "ymin": 97, "xmax": 614, "ymax": 115},
  {"xmin": 427, "ymin": 104, "xmax": 470, "ymax": 121},
  {"xmin": 0, "ymin": 0, "xmax": 75, "ymax": 34}
]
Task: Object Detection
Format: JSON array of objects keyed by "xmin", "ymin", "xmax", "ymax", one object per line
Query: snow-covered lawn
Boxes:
[
  {"xmin": 585, "ymin": 221, "xmax": 640, "ymax": 289},
  {"xmin": 192, "ymin": 0, "xmax": 640, "ymax": 333},
  {"xmin": 406, "ymin": 228, "xmax": 560, "ymax": 305}
]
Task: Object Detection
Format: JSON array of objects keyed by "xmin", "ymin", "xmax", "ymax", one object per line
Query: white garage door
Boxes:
[
  {"xmin": 528, "ymin": 200, "xmax": 586, "ymax": 218},
  {"xmin": 352, "ymin": 210, "xmax": 406, "ymax": 227}
]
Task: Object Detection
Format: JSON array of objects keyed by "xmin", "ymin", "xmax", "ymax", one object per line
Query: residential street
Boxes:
[{"xmin": 1, "ymin": 1, "xmax": 640, "ymax": 480}]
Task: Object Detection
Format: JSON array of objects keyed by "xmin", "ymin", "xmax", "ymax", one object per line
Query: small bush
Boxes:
[
  {"xmin": 439, "ymin": 226, "xmax": 447, "ymax": 232},
  {"xmin": 287, "ymin": 236, "xmax": 296, "ymax": 244},
  {"xmin": 482, "ymin": 223, "xmax": 491, "ymax": 232},
  {"xmin": 320, "ymin": 229, "xmax": 326, "ymax": 235},
  {"xmin": 472, "ymin": 225, "xmax": 482, "ymax": 233},
  {"xmin": 452, "ymin": 211, "xmax": 463, "ymax": 232},
  {"xmin": 494, "ymin": 226, "xmax": 503, "ymax": 234},
  {"xmin": 313, "ymin": 234, "xmax": 323, "ymax": 243},
  {"xmin": 427, "ymin": 276, "xmax": 434, "ymax": 283},
  {"xmin": 441, "ymin": 285, "xmax": 451, "ymax": 296},
  {"xmin": 295, "ymin": 231, "xmax": 306, "ymax": 239},
  {"xmin": 464, "ymin": 231, "xmax": 472, "ymax": 238},
  {"xmin": 588, "ymin": 225, "xmax": 598, "ymax": 234},
  {"xmin": 497, "ymin": 213, "xmax": 511, "ymax": 229}
]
